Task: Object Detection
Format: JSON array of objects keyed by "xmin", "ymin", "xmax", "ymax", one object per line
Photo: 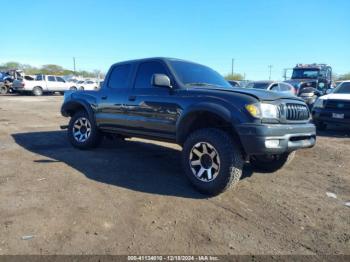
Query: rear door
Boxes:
[
  {"xmin": 95, "ymin": 63, "xmax": 133, "ymax": 130},
  {"xmin": 46, "ymin": 75, "xmax": 57, "ymax": 91}
]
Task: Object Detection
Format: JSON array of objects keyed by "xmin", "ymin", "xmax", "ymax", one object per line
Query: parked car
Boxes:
[
  {"xmin": 61, "ymin": 57, "xmax": 315, "ymax": 195},
  {"xmin": 228, "ymin": 80, "xmax": 240, "ymax": 87},
  {"xmin": 246, "ymin": 81, "xmax": 296, "ymax": 95},
  {"xmin": 0, "ymin": 69, "xmax": 24, "ymax": 94},
  {"xmin": 285, "ymin": 64, "xmax": 333, "ymax": 107},
  {"xmin": 13, "ymin": 74, "xmax": 77, "ymax": 95},
  {"xmin": 312, "ymin": 80, "xmax": 350, "ymax": 130},
  {"xmin": 78, "ymin": 80, "xmax": 99, "ymax": 90},
  {"xmin": 237, "ymin": 80, "xmax": 250, "ymax": 88}
]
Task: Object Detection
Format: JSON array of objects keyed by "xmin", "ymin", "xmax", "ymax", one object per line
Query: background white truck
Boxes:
[{"xmin": 13, "ymin": 75, "xmax": 77, "ymax": 95}]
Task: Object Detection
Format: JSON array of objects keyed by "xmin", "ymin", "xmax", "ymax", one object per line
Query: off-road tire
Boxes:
[
  {"xmin": 68, "ymin": 110, "xmax": 102, "ymax": 150},
  {"xmin": 32, "ymin": 86, "xmax": 43, "ymax": 96},
  {"xmin": 250, "ymin": 151, "xmax": 296, "ymax": 173},
  {"xmin": 0, "ymin": 85, "xmax": 8, "ymax": 95},
  {"xmin": 182, "ymin": 128, "xmax": 244, "ymax": 196}
]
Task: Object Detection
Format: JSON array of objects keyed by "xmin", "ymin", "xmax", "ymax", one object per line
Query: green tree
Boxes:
[
  {"xmin": 2, "ymin": 61, "xmax": 22, "ymax": 69},
  {"xmin": 41, "ymin": 64, "xmax": 65, "ymax": 75},
  {"xmin": 0, "ymin": 61, "xmax": 104, "ymax": 77},
  {"xmin": 224, "ymin": 73, "xmax": 244, "ymax": 81},
  {"xmin": 337, "ymin": 72, "xmax": 350, "ymax": 81}
]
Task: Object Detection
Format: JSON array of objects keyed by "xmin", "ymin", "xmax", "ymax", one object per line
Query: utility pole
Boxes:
[
  {"xmin": 268, "ymin": 65, "xmax": 273, "ymax": 80},
  {"xmin": 231, "ymin": 58, "xmax": 235, "ymax": 76},
  {"xmin": 73, "ymin": 57, "xmax": 76, "ymax": 75}
]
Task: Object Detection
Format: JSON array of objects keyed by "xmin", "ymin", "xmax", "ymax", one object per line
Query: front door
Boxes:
[
  {"xmin": 124, "ymin": 60, "xmax": 181, "ymax": 140},
  {"xmin": 55, "ymin": 76, "xmax": 67, "ymax": 91}
]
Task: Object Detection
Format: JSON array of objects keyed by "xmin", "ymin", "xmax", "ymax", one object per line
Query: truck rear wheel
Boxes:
[
  {"xmin": 250, "ymin": 151, "xmax": 296, "ymax": 173},
  {"xmin": 68, "ymin": 110, "xmax": 101, "ymax": 150},
  {"xmin": 32, "ymin": 86, "xmax": 43, "ymax": 96},
  {"xmin": 0, "ymin": 85, "xmax": 8, "ymax": 95},
  {"xmin": 182, "ymin": 128, "xmax": 243, "ymax": 196}
]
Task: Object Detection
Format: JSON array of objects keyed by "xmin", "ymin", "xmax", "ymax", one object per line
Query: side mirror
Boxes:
[{"xmin": 152, "ymin": 74, "xmax": 171, "ymax": 88}]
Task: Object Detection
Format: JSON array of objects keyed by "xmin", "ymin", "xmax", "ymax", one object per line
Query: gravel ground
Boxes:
[{"xmin": 0, "ymin": 95, "xmax": 349, "ymax": 255}]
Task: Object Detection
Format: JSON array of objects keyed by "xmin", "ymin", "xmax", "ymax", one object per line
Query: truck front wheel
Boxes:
[
  {"xmin": 182, "ymin": 128, "xmax": 243, "ymax": 196},
  {"xmin": 32, "ymin": 86, "xmax": 43, "ymax": 96},
  {"xmin": 250, "ymin": 151, "xmax": 296, "ymax": 173},
  {"xmin": 68, "ymin": 110, "xmax": 101, "ymax": 150}
]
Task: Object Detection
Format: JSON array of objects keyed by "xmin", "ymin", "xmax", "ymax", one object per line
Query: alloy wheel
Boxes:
[
  {"xmin": 189, "ymin": 142, "xmax": 220, "ymax": 182},
  {"xmin": 73, "ymin": 117, "xmax": 92, "ymax": 142}
]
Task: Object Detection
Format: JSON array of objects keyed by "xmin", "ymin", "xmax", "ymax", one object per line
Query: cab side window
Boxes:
[
  {"xmin": 134, "ymin": 61, "xmax": 168, "ymax": 89},
  {"xmin": 279, "ymin": 83, "xmax": 291, "ymax": 91},
  {"xmin": 48, "ymin": 76, "xmax": 56, "ymax": 82},
  {"xmin": 108, "ymin": 64, "xmax": 132, "ymax": 89},
  {"xmin": 270, "ymin": 84, "xmax": 280, "ymax": 91},
  {"xmin": 56, "ymin": 77, "xmax": 65, "ymax": 82}
]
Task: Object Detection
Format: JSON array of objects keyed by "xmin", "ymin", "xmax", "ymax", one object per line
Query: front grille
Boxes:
[
  {"xmin": 325, "ymin": 100, "xmax": 350, "ymax": 110},
  {"xmin": 281, "ymin": 103, "xmax": 310, "ymax": 121}
]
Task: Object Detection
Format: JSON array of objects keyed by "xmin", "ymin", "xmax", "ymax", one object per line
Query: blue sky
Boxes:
[{"xmin": 1, "ymin": 0, "xmax": 349, "ymax": 80}]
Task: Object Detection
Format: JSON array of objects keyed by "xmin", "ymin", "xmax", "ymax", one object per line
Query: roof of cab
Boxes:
[{"xmin": 110, "ymin": 57, "xmax": 200, "ymax": 67}]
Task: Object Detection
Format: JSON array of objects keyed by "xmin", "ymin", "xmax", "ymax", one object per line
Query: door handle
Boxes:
[
  {"xmin": 128, "ymin": 96, "xmax": 136, "ymax": 101},
  {"xmin": 101, "ymin": 96, "xmax": 108, "ymax": 100}
]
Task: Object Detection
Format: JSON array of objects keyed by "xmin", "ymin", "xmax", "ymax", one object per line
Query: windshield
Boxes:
[
  {"xmin": 169, "ymin": 60, "xmax": 231, "ymax": 88},
  {"xmin": 333, "ymin": 82, "xmax": 350, "ymax": 94},
  {"xmin": 292, "ymin": 68, "xmax": 319, "ymax": 79},
  {"xmin": 246, "ymin": 82, "xmax": 270, "ymax": 89}
]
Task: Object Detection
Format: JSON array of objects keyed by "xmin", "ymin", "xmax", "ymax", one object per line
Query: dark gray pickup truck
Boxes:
[{"xmin": 61, "ymin": 57, "xmax": 316, "ymax": 195}]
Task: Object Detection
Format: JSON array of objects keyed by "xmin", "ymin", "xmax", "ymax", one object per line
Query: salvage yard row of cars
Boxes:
[
  {"xmin": 0, "ymin": 70, "xmax": 101, "ymax": 95},
  {"xmin": 12, "ymin": 75, "xmax": 101, "ymax": 95}
]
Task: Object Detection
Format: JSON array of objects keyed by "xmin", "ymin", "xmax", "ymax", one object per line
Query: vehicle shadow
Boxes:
[
  {"xmin": 12, "ymin": 131, "xmax": 253, "ymax": 198},
  {"xmin": 316, "ymin": 124, "xmax": 350, "ymax": 138}
]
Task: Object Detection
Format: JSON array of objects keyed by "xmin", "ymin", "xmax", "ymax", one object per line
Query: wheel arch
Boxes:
[
  {"xmin": 176, "ymin": 103, "xmax": 243, "ymax": 150},
  {"xmin": 61, "ymin": 100, "xmax": 95, "ymax": 121}
]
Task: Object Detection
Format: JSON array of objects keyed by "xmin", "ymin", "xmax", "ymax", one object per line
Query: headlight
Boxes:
[
  {"xmin": 260, "ymin": 103, "xmax": 278, "ymax": 118},
  {"xmin": 245, "ymin": 103, "xmax": 278, "ymax": 119},
  {"xmin": 313, "ymin": 98, "xmax": 325, "ymax": 109}
]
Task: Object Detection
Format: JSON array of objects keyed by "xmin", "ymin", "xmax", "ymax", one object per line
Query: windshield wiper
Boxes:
[{"xmin": 185, "ymin": 82, "xmax": 223, "ymax": 88}]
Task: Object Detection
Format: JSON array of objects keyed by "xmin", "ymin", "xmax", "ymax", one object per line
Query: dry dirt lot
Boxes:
[{"xmin": 0, "ymin": 95, "xmax": 349, "ymax": 255}]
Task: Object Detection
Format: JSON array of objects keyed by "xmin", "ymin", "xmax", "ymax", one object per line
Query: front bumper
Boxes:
[
  {"xmin": 299, "ymin": 95, "xmax": 317, "ymax": 107},
  {"xmin": 236, "ymin": 123, "xmax": 316, "ymax": 156},
  {"xmin": 312, "ymin": 108, "xmax": 350, "ymax": 125}
]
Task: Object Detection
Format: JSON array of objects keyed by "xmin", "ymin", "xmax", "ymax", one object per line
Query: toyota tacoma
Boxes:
[{"xmin": 61, "ymin": 58, "xmax": 316, "ymax": 195}]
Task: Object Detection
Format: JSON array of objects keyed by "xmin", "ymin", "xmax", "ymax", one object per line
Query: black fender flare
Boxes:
[
  {"xmin": 61, "ymin": 99, "xmax": 95, "ymax": 122},
  {"xmin": 176, "ymin": 102, "xmax": 239, "ymax": 144}
]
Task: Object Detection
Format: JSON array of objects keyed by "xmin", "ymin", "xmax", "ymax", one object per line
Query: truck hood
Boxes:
[
  {"xmin": 190, "ymin": 87, "xmax": 302, "ymax": 101},
  {"xmin": 319, "ymin": 93, "xmax": 350, "ymax": 101}
]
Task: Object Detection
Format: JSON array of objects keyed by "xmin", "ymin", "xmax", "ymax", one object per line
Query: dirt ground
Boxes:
[{"xmin": 0, "ymin": 95, "xmax": 349, "ymax": 255}]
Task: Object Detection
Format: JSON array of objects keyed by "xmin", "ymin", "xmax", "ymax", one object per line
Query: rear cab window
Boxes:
[{"xmin": 108, "ymin": 64, "xmax": 132, "ymax": 89}]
